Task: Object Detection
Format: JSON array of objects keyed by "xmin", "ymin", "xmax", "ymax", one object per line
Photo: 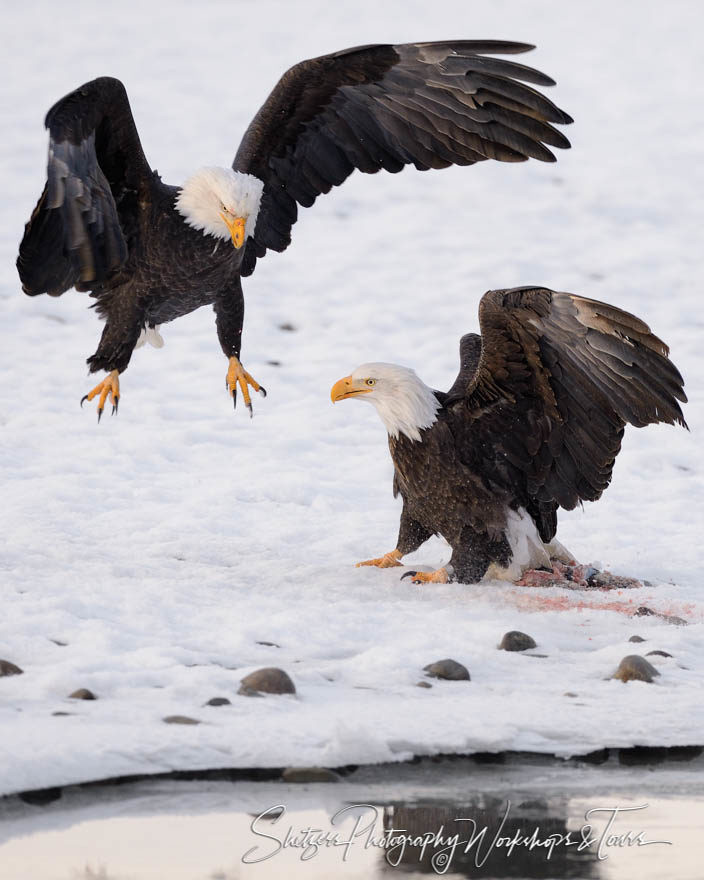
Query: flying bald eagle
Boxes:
[
  {"xmin": 330, "ymin": 287, "xmax": 687, "ymax": 584},
  {"xmin": 17, "ymin": 41, "xmax": 573, "ymax": 419}
]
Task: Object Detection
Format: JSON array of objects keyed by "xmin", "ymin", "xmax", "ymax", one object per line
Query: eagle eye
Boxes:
[{"xmin": 366, "ymin": 378, "xmax": 376, "ymax": 386}]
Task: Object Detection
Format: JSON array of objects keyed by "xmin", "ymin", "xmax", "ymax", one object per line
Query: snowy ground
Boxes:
[{"xmin": 1, "ymin": 0, "xmax": 703, "ymax": 798}]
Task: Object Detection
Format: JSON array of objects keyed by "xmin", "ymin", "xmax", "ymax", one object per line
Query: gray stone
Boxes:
[
  {"xmin": 628, "ymin": 635, "xmax": 646, "ymax": 643},
  {"xmin": 613, "ymin": 655, "xmax": 661, "ymax": 683},
  {"xmin": 423, "ymin": 659, "xmax": 470, "ymax": 681},
  {"xmin": 239, "ymin": 667, "xmax": 296, "ymax": 696},
  {"xmin": 646, "ymin": 650, "xmax": 673, "ymax": 658},
  {"xmin": 205, "ymin": 697, "xmax": 232, "ymax": 707},
  {"xmin": 163, "ymin": 715, "xmax": 200, "ymax": 725},
  {"xmin": 0, "ymin": 660, "xmax": 23, "ymax": 677},
  {"xmin": 564, "ymin": 692, "xmax": 578, "ymax": 698},
  {"xmin": 68, "ymin": 688, "xmax": 96, "ymax": 700},
  {"xmin": 499, "ymin": 631, "xmax": 537, "ymax": 652},
  {"xmin": 282, "ymin": 767, "xmax": 341, "ymax": 783},
  {"xmin": 416, "ymin": 681, "xmax": 432, "ymax": 689}
]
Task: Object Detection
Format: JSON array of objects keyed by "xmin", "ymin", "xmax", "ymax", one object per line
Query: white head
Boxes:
[
  {"xmin": 175, "ymin": 167, "xmax": 264, "ymax": 247},
  {"xmin": 330, "ymin": 362, "xmax": 441, "ymax": 442}
]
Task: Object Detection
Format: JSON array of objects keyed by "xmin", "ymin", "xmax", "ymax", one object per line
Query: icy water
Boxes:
[{"xmin": 0, "ymin": 756, "xmax": 701, "ymax": 879}]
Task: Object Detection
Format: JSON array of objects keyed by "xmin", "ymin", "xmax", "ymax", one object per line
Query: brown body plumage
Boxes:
[
  {"xmin": 332, "ymin": 287, "xmax": 687, "ymax": 583},
  {"xmin": 17, "ymin": 42, "xmax": 573, "ymax": 415}
]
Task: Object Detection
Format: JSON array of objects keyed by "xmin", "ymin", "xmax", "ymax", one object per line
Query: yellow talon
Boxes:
[
  {"xmin": 401, "ymin": 567, "xmax": 450, "ymax": 585},
  {"xmin": 356, "ymin": 550, "xmax": 403, "ymax": 568},
  {"xmin": 81, "ymin": 370, "xmax": 120, "ymax": 422},
  {"xmin": 226, "ymin": 356, "xmax": 266, "ymax": 416}
]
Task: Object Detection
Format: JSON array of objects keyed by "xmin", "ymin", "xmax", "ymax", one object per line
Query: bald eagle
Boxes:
[
  {"xmin": 330, "ymin": 287, "xmax": 687, "ymax": 584},
  {"xmin": 17, "ymin": 41, "xmax": 573, "ymax": 419}
]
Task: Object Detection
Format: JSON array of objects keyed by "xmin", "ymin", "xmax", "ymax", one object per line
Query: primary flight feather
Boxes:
[{"xmin": 17, "ymin": 41, "xmax": 572, "ymax": 419}]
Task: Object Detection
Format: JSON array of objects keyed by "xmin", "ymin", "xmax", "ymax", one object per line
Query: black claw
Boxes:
[
  {"xmin": 401, "ymin": 571, "xmax": 418, "ymax": 581},
  {"xmin": 259, "ymin": 386, "xmax": 267, "ymax": 398},
  {"xmin": 247, "ymin": 401, "xmax": 253, "ymax": 418},
  {"xmin": 232, "ymin": 388, "xmax": 237, "ymax": 409},
  {"xmin": 112, "ymin": 399, "xmax": 119, "ymax": 416},
  {"xmin": 80, "ymin": 395, "xmax": 88, "ymax": 408},
  {"xmin": 97, "ymin": 407, "xmax": 103, "ymax": 424}
]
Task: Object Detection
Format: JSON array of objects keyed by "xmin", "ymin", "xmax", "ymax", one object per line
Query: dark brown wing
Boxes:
[
  {"xmin": 447, "ymin": 287, "xmax": 687, "ymax": 512},
  {"xmin": 17, "ymin": 77, "xmax": 152, "ymax": 296},
  {"xmin": 233, "ymin": 41, "xmax": 572, "ymax": 276}
]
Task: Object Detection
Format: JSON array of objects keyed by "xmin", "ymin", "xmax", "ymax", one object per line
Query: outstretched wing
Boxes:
[
  {"xmin": 233, "ymin": 41, "xmax": 572, "ymax": 276},
  {"xmin": 17, "ymin": 77, "xmax": 152, "ymax": 296},
  {"xmin": 446, "ymin": 287, "xmax": 687, "ymax": 514}
]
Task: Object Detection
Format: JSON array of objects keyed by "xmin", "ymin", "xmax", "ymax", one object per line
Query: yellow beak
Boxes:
[
  {"xmin": 330, "ymin": 375, "xmax": 372, "ymax": 403},
  {"xmin": 220, "ymin": 214, "xmax": 246, "ymax": 249}
]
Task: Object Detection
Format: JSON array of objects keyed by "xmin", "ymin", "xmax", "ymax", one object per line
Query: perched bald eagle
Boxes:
[
  {"xmin": 17, "ymin": 41, "xmax": 573, "ymax": 419},
  {"xmin": 331, "ymin": 287, "xmax": 687, "ymax": 584}
]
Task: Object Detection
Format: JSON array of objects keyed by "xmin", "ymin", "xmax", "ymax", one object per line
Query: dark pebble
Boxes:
[
  {"xmin": 256, "ymin": 641, "xmax": 281, "ymax": 648},
  {"xmin": 613, "ymin": 655, "xmax": 660, "ymax": 683},
  {"xmin": 239, "ymin": 667, "xmax": 296, "ymax": 696},
  {"xmin": 163, "ymin": 715, "xmax": 200, "ymax": 725},
  {"xmin": 423, "ymin": 659, "xmax": 470, "ymax": 681},
  {"xmin": 68, "ymin": 688, "xmax": 96, "ymax": 700},
  {"xmin": 628, "ymin": 635, "xmax": 646, "ymax": 643},
  {"xmin": 282, "ymin": 767, "xmax": 341, "ymax": 783},
  {"xmin": 205, "ymin": 697, "xmax": 231, "ymax": 707},
  {"xmin": 416, "ymin": 681, "xmax": 432, "ymax": 689},
  {"xmin": 278, "ymin": 322, "xmax": 296, "ymax": 332},
  {"xmin": 635, "ymin": 606, "xmax": 687, "ymax": 626},
  {"xmin": 0, "ymin": 660, "xmax": 23, "ymax": 677},
  {"xmin": 52, "ymin": 711, "xmax": 72, "ymax": 716},
  {"xmin": 564, "ymin": 692, "xmax": 578, "ymax": 698},
  {"xmin": 646, "ymin": 650, "xmax": 673, "ymax": 658},
  {"xmin": 499, "ymin": 631, "xmax": 537, "ymax": 652}
]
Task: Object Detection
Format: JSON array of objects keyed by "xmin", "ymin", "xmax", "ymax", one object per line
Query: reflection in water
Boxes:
[
  {"xmin": 379, "ymin": 798, "xmax": 599, "ymax": 878},
  {"xmin": 0, "ymin": 757, "xmax": 700, "ymax": 879}
]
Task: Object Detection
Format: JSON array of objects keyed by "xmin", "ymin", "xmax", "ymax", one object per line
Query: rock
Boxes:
[
  {"xmin": 205, "ymin": 697, "xmax": 231, "ymax": 707},
  {"xmin": 282, "ymin": 767, "xmax": 341, "ymax": 783},
  {"xmin": 563, "ymin": 692, "xmax": 578, "ymax": 698},
  {"xmin": 423, "ymin": 659, "xmax": 470, "ymax": 681},
  {"xmin": 68, "ymin": 688, "xmax": 96, "ymax": 700},
  {"xmin": 0, "ymin": 659, "xmax": 23, "ymax": 677},
  {"xmin": 52, "ymin": 711, "xmax": 72, "ymax": 716},
  {"xmin": 612, "ymin": 655, "xmax": 661, "ymax": 683},
  {"xmin": 646, "ymin": 650, "xmax": 673, "ymax": 658},
  {"xmin": 416, "ymin": 681, "xmax": 432, "ymax": 689},
  {"xmin": 278, "ymin": 322, "xmax": 296, "ymax": 332},
  {"xmin": 239, "ymin": 667, "xmax": 296, "ymax": 696},
  {"xmin": 163, "ymin": 715, "xmax": 200, "ymax": 725},
  {"xmin": 499, "ymin": 631, "xmax": 537, "ymax": 652},
  {"xmin": 628, "ymin": 635, "xmax": 646, "ymax": 643},
  {"xmin": 635, "ymin": 606, "xmax": 687, "ymax": 626},
  {"xmin": 256, "ymin": 640, "xmax": 280, "ymax": 648}
]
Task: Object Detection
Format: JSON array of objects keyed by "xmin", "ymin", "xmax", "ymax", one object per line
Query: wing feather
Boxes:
[
  {"xmin": 18, "ymin": 77, "xmax": 152, "ymax": 296},
  {"xmin": 234, "ymin": 41, "xmax": 572, "ymax": 275},
  {"xmin": 447, "ymin": 287, "xmax": 687, "ymax": 516}
]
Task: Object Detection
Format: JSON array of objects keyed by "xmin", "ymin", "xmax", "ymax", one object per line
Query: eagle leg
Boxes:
[
  {"xmin": 80, "ymin": 370, "xmax": 120, "ymax": 422},
  {"xmin": 401, "ymin": 568, "xmax": 449, "ymax": 585},
  {"xmin": 226, "ymin": 356, "xmax": 266, "ymax": 417},
  {"xmin": 355, "ymin": 549, "xmax": 403, "ymax": 568}
]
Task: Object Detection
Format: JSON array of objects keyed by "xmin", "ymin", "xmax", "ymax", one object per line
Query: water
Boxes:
[{"xmin": 0, "ymin": 755, "xmax": 701, "ymax": 879}]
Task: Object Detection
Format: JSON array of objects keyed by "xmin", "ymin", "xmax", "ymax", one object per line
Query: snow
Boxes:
[{"xmin": 1, "ymin": 0, "xmax": 703, "ymax": 798}]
